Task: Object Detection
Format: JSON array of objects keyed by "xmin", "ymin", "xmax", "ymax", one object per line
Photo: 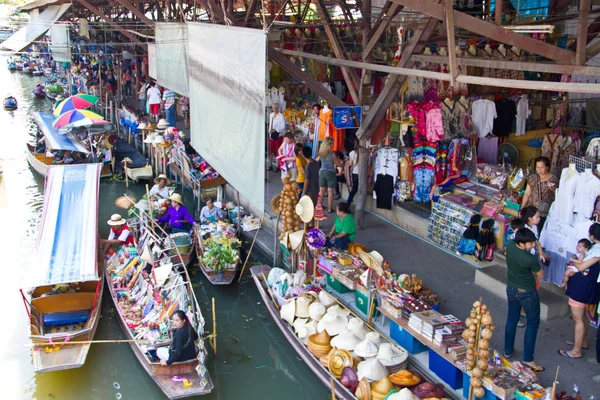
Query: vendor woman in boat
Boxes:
[
  {"xmin": 149, "ymin": 174, "xmax": 171, "ymax": 201},
  {"xmin": 157, "ymin": 310, "xmax": 199, "ymax": 365},
  {"xmin": 100, "ymin": 214, "xmax": 134, "ymax": 253},
  {"xmin": 199, "ymin": 197, "xmax": 224, "ymax": 224},
  {"xmin": 157, "ymin": 193, "xmax": 195, "ymax": 233}
]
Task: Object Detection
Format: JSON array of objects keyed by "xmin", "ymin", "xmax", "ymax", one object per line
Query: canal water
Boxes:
[{"xmin": 0, "ymin": 52, "xmax": 328, "ymax": 400}]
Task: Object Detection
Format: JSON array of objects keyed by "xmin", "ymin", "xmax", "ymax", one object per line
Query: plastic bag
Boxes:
[{"xmin": 457, "ymin": 238, "xmax": 476, "ymax": 255}]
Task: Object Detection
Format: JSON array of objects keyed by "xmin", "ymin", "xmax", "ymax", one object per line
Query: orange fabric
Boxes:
[
  {"xmin": 318, "ymin": 109, "xmax": 333, "ymax": 141},
  {"xmin": 333, "ymin": 129, "xmax": 345, "ymax": 152}
]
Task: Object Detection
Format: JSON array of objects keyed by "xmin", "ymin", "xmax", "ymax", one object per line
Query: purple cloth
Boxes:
[
  {"xmin": 477, "ymin": 136, "xmax": 498, "ymax": 164},
  {"xmin": 158, "ymin": 205, "xmax": 195, "ymax": 229}
]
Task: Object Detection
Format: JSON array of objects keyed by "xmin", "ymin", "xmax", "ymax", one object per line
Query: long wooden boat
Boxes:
[
  {"xmin": 24, "ymin": 164, "xmax": 104, "ymax": 372},
  {"xmin": 250, "ymin": 265, "xmax": 358, "ymax": 399},
  {"xmin": 194, "ymin": 226, "xmax": 239, "ymax": 285},
  {"xmin": 105, "ymin": 213, "xmax": 213, "ymax": 399},
  {"xmin": 26, "ymin": 143, "xmax": 114, "ymax": 177}
]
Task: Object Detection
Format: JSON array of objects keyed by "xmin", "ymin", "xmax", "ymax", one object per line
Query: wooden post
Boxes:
[
  {"xmin": 445, "ymin": 0, "xmax": 458, "ymax": 87},
  {"xmin": 212, "ymin": 297, "xmax": 217, "ymax": 355},
  {"xmin": 495, "ymin": 0, "xmax": 503, "ymax": 25},
  {"xmin": 237, "ymin": 215, "xmax": 265, "ymax": 283},
  {"xmin": 576, "ymin": 0, "xmax": 591, "ymax": 65}
]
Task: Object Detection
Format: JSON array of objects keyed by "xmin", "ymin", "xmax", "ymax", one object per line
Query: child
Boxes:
[
  {"xmin": 561, "ymin": 238, "xmax": 593, "ymax": 288},
  {"xmin": 509, "ymin": 218, "xmax": 524, "ymax": 239}
]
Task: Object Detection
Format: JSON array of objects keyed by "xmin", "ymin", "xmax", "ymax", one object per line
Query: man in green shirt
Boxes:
[
  {"xmin": 504, "ymin": 228, "xmax": 545, "ymax": 373},
  {"xmin": 326, "ymin": 202, "xmax": 356, "ymax": 249}
]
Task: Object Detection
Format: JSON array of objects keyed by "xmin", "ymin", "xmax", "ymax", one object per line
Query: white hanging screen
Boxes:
[
  {"xmin": 155, "ymin": 23, "xmax": 189, "ymax": 96},
  {"xmin": 187, "ymin": 23, "xmax": 266, "ymax": 212},
  {"xmin": 50, "ymin": 24, "xmax": 70, "ymax": 62},
  {"xmin": 147, "ymin": 43, "xmax": 157, "ymax": 80}
]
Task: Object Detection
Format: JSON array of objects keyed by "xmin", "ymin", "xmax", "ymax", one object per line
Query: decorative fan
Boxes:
[{"xmin": 498, "ymin": 143, "xmax": 519, "ymax": 168}]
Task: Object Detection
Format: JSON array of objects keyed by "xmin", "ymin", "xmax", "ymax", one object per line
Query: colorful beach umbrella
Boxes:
[
  {"xmin": 53, "ymin": 109, "xmax": 106, "ymax": 128},
  {"xmin": 73, "ymin": 93, "xmax": 99, "ymax": 104},
  {"xmin": 53, "ymin": 95, "xmax": 95, "ymax": 116}
]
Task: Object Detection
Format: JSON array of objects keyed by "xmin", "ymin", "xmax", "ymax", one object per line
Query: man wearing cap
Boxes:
[
  {"xmin": 199, "ymin": 198, "xmax": 224, "ymax": 224},
  {"xmin": 157, "ymin": 193, "xmax": 196, "ymax": 232},
  {"xmin": 100, "ymin": 214, "xmax": 134, "ymax": 253},
  {"xmin": 149, "ymin": 174, "xmax": 172, "ymax": 201}
]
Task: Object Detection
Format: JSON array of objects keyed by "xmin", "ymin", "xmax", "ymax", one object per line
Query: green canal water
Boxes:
[{"xmin": 0, "ymin": 52, "xmax": 328, "ymax": 400}]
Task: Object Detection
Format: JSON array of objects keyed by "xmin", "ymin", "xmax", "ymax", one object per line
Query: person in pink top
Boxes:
[{"xmin": 277, "ymin": 132, "xmax": 297, "ymax": 181}]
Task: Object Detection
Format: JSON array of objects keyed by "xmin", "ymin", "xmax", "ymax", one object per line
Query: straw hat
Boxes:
[
  {"xmin": 354, "ymin": 338, "xmax": 379, "ymax": 358},
  {"xmin": 153, "ymin": 174, "xmax": 172, "ymax": 185},
  {"xmin": 348, "ymin": 317, "xmax": 369, "ymax": 340},
  {"xmin": 319, "ymin": 291, "xmax": 336, "ymax": 308},
  {"xmin": 168, "ymin": 193, "xmax": 184, "ymax": 204},
  {"xmin": 308, "ymin": 302, "xmax": 326, "ymax": 322},
  {"xmin": 370, "ymin": 377, "xmax": 393, "ymax": 400},
  {"xmin": 295, "ymin": 195, "xmax": 314, "ymax": 223},
  {"xmin": 375, "ymin": 343, "xmax": 407, "ymax": 367},
  {"xmin": 292, "ymin": 317, "xmax": 308, "ymax": 333},
  {"xmin": 297, "ymin": 324, "xmax": 317, "ymax": 344},
  {"xmin": 107, "ymin": 214, "xmax": 127, "ymax": 226},
  {"xmin": 307, "ymin": 330, "xmax": 332, "ymax": 358},
  {"xmin": 358, "ymin": 251, "xmax": 384, "ymax": 275},
  {"xmin": 326, "ymin": 304, "xmax": 351, "ymax": 318},
  {"xmin": 355, "ymin": 377, "xmax": 372, "ymax": 400},
  {"xmin": 295, "ymin": 296, "xmax": 312, "ymax": 318},
  {"xmin": 330, "ymin": 331, "xmax": 361, "ymax": 351},
  {"xmin": 348, "ymin": 243, "xmax": 368, "ymax": 256},
  {"xmin": 357, "ymin": 359, "xmax": 388, "ymax": 382},
  {"xmin": 280, "ymin": 299, "xmax": 296, "ymax": 325},
  {"xmin": 156, "ymin": 119, "xmax": 168, "ymax": 129},
  {"xmin": 365, "ymin": 332, "xmax": 382, "ymax": 345},
  {"xmin": 328, "ymin": 348, "xmax": 353, "ymax": 378},
  {"xmin": 115, "ymin": 195, "xmax": 137, "ymax": 209},
  {"xmin": 269, "ymin": 194, "xmax": 281, "ymax": 214},
  {"xmin": 317, "ymin": 312, "xmax": 348, "ymax": 336},
  {"xmin": 288, "ymin": 229, "xmax": 305, "ymax": 251}
]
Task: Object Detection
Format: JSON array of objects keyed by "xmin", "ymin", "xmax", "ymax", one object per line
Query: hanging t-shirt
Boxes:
[
  {"xmin": 492, "ymin": 99, "xmax": 517, "ymax": 137},
  {"xmin": 471, "ymin": 99, "xmax": 497, "ymax": 137},
  {"xmin": 425, "ymin": 108, "xmax": 444, "ymax": 142},
  {"xmin": 374, "ymin": 174, "xmax": 394, "ymax": 209},
  {"xmin": 516, "ymin": 96, "xmax": 530, "ymax": 136}
]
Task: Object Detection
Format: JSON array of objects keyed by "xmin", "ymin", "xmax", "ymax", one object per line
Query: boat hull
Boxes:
[
  {"xmin": 194, "ymin": 234, "xmax": 238, "ymax": 285},
  {"xmin": 26, "ymin": 143, "xmax": 49, "ymax": 177},
  {"xmin": 250, "ymin": 265, "xmax": 356, "ymax": 399}
]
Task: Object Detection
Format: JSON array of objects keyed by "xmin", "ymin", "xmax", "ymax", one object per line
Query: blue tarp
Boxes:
[{"xmin": 33, "ymin": 112, "xmax": 89, "ymax": 153}]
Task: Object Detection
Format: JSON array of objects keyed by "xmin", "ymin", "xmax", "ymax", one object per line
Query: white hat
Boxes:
[
  {"xmin": 354, "ymin": 338, "xmax": 379, "ymax": 358},
  {"xmin": 326, "ymin": 304, "xmax": 351, "ymax": 318},
  {"xmin": 365, "ymin": 331, "xmax": 382, "ymax": 345},
  {"xmin": 153, "ymin": 174, "xmax": 172, "ymax": 185},
  {"xmin": 295, "ymin": 296, "xmax": 312, "ymax": 318},
  {"xmin": 387, "ymin": 388, "xmax": 418, "ymax": 400},
  {"xmin": 359, "ymin": 270, "xmax": 370, "ymax": 288},
  {"xmin": 157, "ymin": 119, "xmax": 168, "ymax": 129},
  {"xmin": 153, "ymin": 135, "xmax": 165, "ymax": 145},
  {"xmin": 137, "ymin": 122, "xmax": 147, "ymax": 130},
  {"xmin": 140, "ymin": 245, "xmax": 153, "ymax": 264},
  {"xmin": 375, "ymin": 343, "xmax": 408, "ymax": 367},
  {"xmin": 308, "ymin": 302, "xmax": 326, "ymax": 322},
  {"xmin": 143, "ymin": 132, "xmax": 157, "ymax": 144},
  {"xmin": 347, "ymin": 317, "xmax": 369, "ymax": 340},
  {"xmin": 297, "ymin": 324, "xmax": 317, "ymax": 345},
  {"xmin": 317, "ymin": 312, "xmax": 348, "ymax": 336},
  {"xmin": 330, "ymin": 331, "xmax": 361, "ymax": 351},
  {"xmin": 280, "ymin": 299, "xmax": 296, "ymax": 326},
  {"xmin": 107, "ymin": 214, "xmax": 127, "ymax": 226},
  {"xmin": 293, "ymin": 317, "xmax": 308, "ymax": 333},
  {"xmin": 319, "ymin": 291, "xmax": 336, "ymax": 308},
  {"xmin": 288, "ymin": 229, "xmax": 305, "ymax": 251},
  {"xmin": 295, "ymin": 195, "xmax": 315, "ymax": 223},
  {"xmin": 356, "ymin": 358, "xmax": 388, "ymax": 382}
]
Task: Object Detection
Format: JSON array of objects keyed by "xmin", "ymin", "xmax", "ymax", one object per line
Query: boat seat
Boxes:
[{"xmin": 43, "ymin": 309, "xmax": 90, "ymax": 327}]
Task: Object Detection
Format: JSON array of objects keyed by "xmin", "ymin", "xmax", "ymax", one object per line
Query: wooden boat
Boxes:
[
  {"xmin": 3, "ymin": 97, "xmax": 17, "ymax": 110},
  {"xmin": 23, "ymin": 66, "xmax": 33, "ymax": 74},
  {"xmin": 194, "ymin": 226, "xmax": 239, "ymax": 285},
  {"xmin": 24, "ymin": 164, "xmax": 104, "ymax": 372},
  {"xmin": 16, "ymin": 62, "xmax": 23, "ymax": 70},
  {"xmin": 26, "ymin": 143, "xmax": 112, "ymax": 178},
  {"xmin": 126, "ymin": 164, "xmax": 153, "ymax": 181},
  {"xmin": 251, "ymin": 265, "xmax": 357, "ymax": 399},
  {"xmin": 105, "ymin": 213, "xmax": 214, "ymax": 399}
]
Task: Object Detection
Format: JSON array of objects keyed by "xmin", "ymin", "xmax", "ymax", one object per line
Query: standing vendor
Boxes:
[
  {"xmin": 199, "ymin": 198, "xmax": 224, "ymax": 224},
  {"xmin": 100, "ymin": 214, "xmax": 134, "ymax": 253},
  {"xmin": 149, "ymin": 174, "xmax": 171, "ymax": 201},
  {"xmin": 157, "ymin": 193, "xmax": 195, "ymax": 232}
]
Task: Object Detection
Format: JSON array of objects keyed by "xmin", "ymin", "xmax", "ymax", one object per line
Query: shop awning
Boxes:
[
  {"xmin": 25, "ymin": 163, "xmax": 102, "ymax": 288},
  {"xmin": 1, "ymin": 4, "xmax": 71, "ymax": 52},
  {"xmin": 33, "ymin": 112, "xmax": 89, "ymax": 154}
]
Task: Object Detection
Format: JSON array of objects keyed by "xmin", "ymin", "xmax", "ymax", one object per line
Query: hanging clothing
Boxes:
[
  {"xmin": 492, "ymin": 99, "xmax": 517, "ymax": 137},
  {"xmin": 413, "ymin": 168, "xmax": 435, "ymax": 202},
  {"xmin": 318, "ymin": 108, "xmax": 342, "ymax": 151},
  {"xmin": 547, "ymin": 168, "xmax": 580, "ymax": 225},
  {"xmin": 477, "ymin": 136, "xmax": 499, "ymax": 164},
  {"xmin": 516, "ymin": 97, "xmax": 530, "ymax": 136},
  {"xmin": 573, "ymin": 171, "xmax": 600, "ymax": 219},
  {"xmin": 373, "ymin": 174, "xmax": 394, "ymax": 209},
  {"xmin": 374, "ymin": 148, "xmax": 400, "ymax": 182},
  {"xmin": 472, "ymin": 99, "xmax": 497, "ymax": 137},
  {"xmin": 425, "ymin": 108, "xmax": 444, "ymax": 142},
  {"xmin": 540, "ymin": 133, "xmax": 564, "ymax": 177},
  {"xmin": 556, "ymin": 137, "xmax": 580, "ymax": 173},
  {"xmin": 442, "ymin": 99, "xmax": 462, "ymax": 141}
]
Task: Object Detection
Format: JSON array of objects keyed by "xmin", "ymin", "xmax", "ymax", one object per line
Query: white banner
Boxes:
[
  {"xmin": 50, "ymin": 24, "xmax": 70, "ymax": 62},
  {"xmin": 147, "ymin": 43, "xmax": 157, "ymax": 80},
  {"xmin": 155, "ymin": 23, "xmax": 189, "ymax": 96},
  {"xmin": 187, "ymin": 23, "xmax": 266, "ymax": 212}
]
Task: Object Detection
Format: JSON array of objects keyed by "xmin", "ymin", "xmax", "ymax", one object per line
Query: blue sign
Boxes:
[{"xmin": 333, "ymin": 106, "xmax": 363, "ymax": 129}]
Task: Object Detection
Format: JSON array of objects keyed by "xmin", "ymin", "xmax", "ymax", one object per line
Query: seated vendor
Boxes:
[
  {"xmin": 157, "ymin": 193, "xmax": 195, "ymax": 233},
  {"xmin": 157, "ymin": 310, "xmax": 199, "ymax": 365},
  {"xmin": 149, "ymin": 174, "xmax": 171, "ymax": 201},
  {"xmin": 199, "ymin": 198, "xmax": 224, "ymax": 224},
  {"xmin": 41, "ymin": 283, "xmax": 79, "ymax": 297},
  {"xmin": 325, "ymin": 202, "xmax": 356, "ymax": 250},
  {"xmin": 100, "ymin": 214, "xmax": 134, "ymax": 253}
]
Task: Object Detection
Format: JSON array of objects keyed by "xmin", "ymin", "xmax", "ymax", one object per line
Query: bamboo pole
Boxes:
[
  {"xmin": 550, "ymin": 366, "xmax": 559, "ymax": 400},
  {"xmin": 330, "ymin": 378, "xmax": 336, "ymax": 400},
  {"xmin": 237, "ymin": 215, "xmax": 266, "ymax": 283},
  {"xmin": 261, "ymin": 272, "xmax": 280, "ymax": 312},
  {"xmin": 212, "ymin": 297, "xmax": 217, "ymax": 355},
  {"xmin": 145, "ymin": 184, "xmax": 153, "ymax": 220}
]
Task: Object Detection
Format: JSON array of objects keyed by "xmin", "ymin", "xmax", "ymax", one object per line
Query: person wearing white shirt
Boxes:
[
  {"xmin": 268, "ymin": 103, "xmax": 286, "ymax": 171},
  {"xmin": 200, "ymin": 198, "xmax": 225, "ymax": 224},
  {"xmin": 149, "ymin": 174, "xmax": 172, "ymax": 200},
  {"xmin": 146, "ymin": 81, "xmax": 162, "ymax": 122},
  {"xmin": 346, "ymin": 139, "xmax": 361, "ymax": 205}
]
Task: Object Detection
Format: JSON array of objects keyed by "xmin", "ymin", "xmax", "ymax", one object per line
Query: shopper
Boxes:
[
  {"xmin": 346, "ymin": 138, "xmax": 360, "ymax": 205},
  {"xmin": 519, "ymin": 206, "xmax": 547, "ymax": 263},
  {"xmin": 559, "ymin": 224, "xmax": 600, "ymax": 359},
  {"xmin": 277, "ymin": 132, "xmax": 297, "ymax": 181},
  {"xmin": 268, "ymin": 103, "xmax": 286, "ymax": 172},
  {"xmin": 122, "ymin": 68, "xmax": 133, "ymax": 97},
  {"xmin": 521, "ymin": 156, "xmax": 558, "ymax": 232},
  {"xmin": 504, "ymin": 228, "xmax": 545, "ymax": 373},
  {"xmin": 311, "ymin": 104, "xmax": 322, "ymax": 159},
  {"xmin": 302, "ymin": 145, "xmax": 320, "ymax": 207},
  {"xmin": 138, "ymin": 78, "xmax": 149, "ymax": 113},
  {"xmin": 333, "ymin": 151, "xmax": 347, "ymax": 200},
  {"xmin": 318, "ymin": 138, "xmax": 337, "ymax": 213},
  {"xmin": 163, "ymin": 89, "xmax": 177, "ymax": 127},
  {"xmin": 147, "ymin": 81, "xmax": 162, "ymax": 122},
  {"xmin": 325, "ymin": 202, "xmax": 356, "ymax": 249},
  {"xmin": 295, "ymin": 143, "xmax": 306, "ymax": 199},
  {"xmin": 180, "ymin": 96, "xmax": 190, "ymax": 128}
]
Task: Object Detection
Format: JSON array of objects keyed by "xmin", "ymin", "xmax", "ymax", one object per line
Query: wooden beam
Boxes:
[
  {"xmin": 390, "ymin": 0, "xmax": 575, "ymax": 65},
  {"xmin": 411, "ymin": 53, "xmax": 600, "ymax": 76},
  {"xmin": 586, "ymin": 39, "xmax": 600, "ymax": 60},
  {"xmin": 495, "ymin": 0, "xmax": 502, "ymax": 25},
  {"xmin": 577, "ymin": 0, "xmax": 591, "ymax": 65},
  {"xmin": 570, "ymin": 14, "xmax": 600, "ymax": 51},
  {"xmin": 115, "ymin": 0, "xmax": 155, "ymax": 24},
  {"xmin": 455, "ymin": 75, "xmax": 600, "ymax": 94},
  {"xmin": 244, "ymin": 0, "xmax": 257, "ymax": 25},
  {"xmin": 362, "ymin": 3, "xmax": 403, "ymax": 60},
  {"xmin": 314, "ymin": 0, "xmax": 360, "ymax": 104},
  {"xmin": 444, "ymin": 0, "xmax": 457, "ymax": 86},
  {"xmin": 77, "ymin": 0, "xmax": 142, "ymax": 43},
  {"xmin": 267, "ymin": 45, "xmax": 346, "ymax": 107}
]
